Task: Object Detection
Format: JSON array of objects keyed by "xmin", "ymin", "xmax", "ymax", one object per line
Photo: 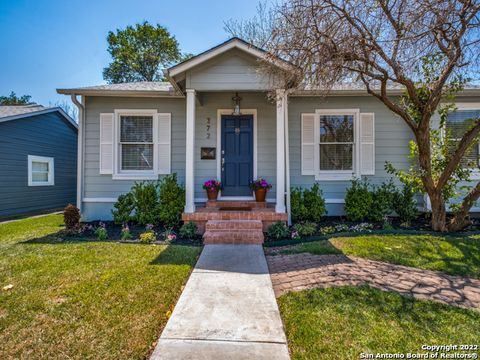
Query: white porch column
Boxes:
[
  {"xmin": 276, "ymin": 89, "xmax": 286, "ymax": 213},
  {"xmin": 185, "ymin": 89, "xmax": 196, "ymax": 213}
]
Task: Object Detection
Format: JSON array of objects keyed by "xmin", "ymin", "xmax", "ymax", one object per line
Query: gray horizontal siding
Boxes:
[
  {"xmin": 82, "ymin": 93, "xmax": 277, "ymax": 220},
  {"xmin": 288, "ymin": 96, "xmax": 413, "ymax": 214},
  {"xmin": 82, "ymin": 92, "xmax": 480, "ymax": 220},
  {"xmin": 0, "ymin": 112, "xmax": 77, "ymax": 218},
  {"xmin": 186, "ymin": 49, "xmax": 280, "ymax": 91},
  {"xmin": 83, "ymin": 96, "xmax": 186, "ymax": 200},
  {"xmin": 289, "ymin": 95, "xmax": 412, "ymax": 185},
  {"xmin": 193, "ymin": 92, "xmax": 277, "ymax": 200}
]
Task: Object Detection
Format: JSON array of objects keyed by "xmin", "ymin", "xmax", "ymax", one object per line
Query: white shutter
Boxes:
[
  {"xmin": 301, "ymin": 113, "xmax": 316, "ymax": 175},
  {"xmin": 360, "ymin": 112, "xmax": 375, "ymax": 175},
  {"xmin": 157, "ymin": 113, "xmax": 171, "ymax": 174},
  {"xmin": 99, "ymin": 113, "xmax": 114, "ymax": 174}
]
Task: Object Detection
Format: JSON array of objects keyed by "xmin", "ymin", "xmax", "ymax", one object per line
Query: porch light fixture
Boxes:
[{"xmin": 232, "ymin": 92, "xmax": 242, "ymax": 115}]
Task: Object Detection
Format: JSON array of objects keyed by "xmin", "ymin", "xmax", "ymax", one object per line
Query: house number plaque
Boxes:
[{"xmin": 201, "ymin": 147, "xmax": 216, "ymax": 160}]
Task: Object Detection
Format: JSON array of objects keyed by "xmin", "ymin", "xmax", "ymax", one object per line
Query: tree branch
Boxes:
[{"xmin": 437, "ymin": 118, "xmax": 480, "ymax": 189}]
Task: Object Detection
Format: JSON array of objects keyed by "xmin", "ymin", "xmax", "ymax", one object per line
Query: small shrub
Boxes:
[
  {"xmin": 334, "ymin": 224, "xmax": 350, "ymax": 232},
  {"xmin": 162, "ymin": 227, "xmax": 177, "ymax": 244},
  {"xmin": 139, "ymin": 231, "xmax": 156, "ymax": 243},
  {"xmin": 158, "ymin": 174, "xmax": 185, "ymax": 228},
  {"xmin": 267, "ymin": 221, "xmax": 289, "ymax": 241},
  {"xmin": 112, "ymin": 193, "xmax": 135, "ymax": 224},
  {"xmin": 350, "ymin": 222, "xmax": 374, "ymax": 232},
  {"xmin": 139, "ymin": 225, "xmax": 156, "ymax": 243},
  {"xmin": 392, "ymin": 183, "xmax": 418, "ymax": 225},
  {"xmin": 290, "ymin": 230, "xmax": 301, "ymax": 240},
  {"xmin": 319, "ymin": 226, "xmax": 336, "ymax": 235},
  {"xmin": 63, "ymin": 204, "xmax": 80, "ymax": 230},
  {"xmin": 369, "ymin": 180, "xmax": 396, "ymax": 222},
  {"xmin": 179, "ymin": 221, "xmax": 198, "ymax": 239},
  {"xmin": 292, "ymin": 222, "xmax": 317, "ymax": 237},
  {"xmin": 132, "ymin": 181, "xmax": 159, "ymax": 225},
  {"xmin": 94, "ymin": 222, "xmax": 108, "ymax": 240},
  {"xmin": 120, "ymin": 224, "xmax": 132, "ymax": 240},
  {"xmin": 344, "ymin": 178, "xmax": 372, "ymax": 221},
  {"xmin": 291, "ymin": 184, "xmax": 327, "ymax": 223},
  {"xmin": 382, "ymin": 218, "xmax": 394, "ymax": 230}
]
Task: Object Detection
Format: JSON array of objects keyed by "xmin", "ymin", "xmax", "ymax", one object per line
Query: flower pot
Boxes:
[
  {"xmin": 254, "ymin": 188, "xmax": 267, "ymax": 202},
  {"xmin": 206, "ymin": 188, "xmax": 219, "ymax": 201}
]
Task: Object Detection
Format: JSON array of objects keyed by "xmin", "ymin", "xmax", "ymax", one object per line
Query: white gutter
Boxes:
[
  {"xmin": 71, "ymin": 94, "xmax": 85, "ymax": 214},
  {"xmin": 284, "ymin": 90, "xmax": 292, "ymax": 225},
  {"xmin": 58, "ymin": 89, "xmax": 183, "ymax": 98}
]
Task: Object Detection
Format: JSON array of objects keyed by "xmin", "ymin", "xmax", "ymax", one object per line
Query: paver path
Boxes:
[
  {"xmin": 151, "ymin": 245, "xmax": 290, "ymax": 360},
  {"xmin": 267, "ymin": 253, "xmax": 480, "ymax": 309}
]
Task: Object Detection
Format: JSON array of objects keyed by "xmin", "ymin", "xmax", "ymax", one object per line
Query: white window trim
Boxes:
[
  {"xmin": 314, "ymin": 109, "xmax": 360, "ymax": 181},
  {"xmin": 28, "ymin": 155, "xmax": 54, "ymax": 186},
  {"xmin": 112, "ymin": 109, "xmax": 159, "ymax": 180},
  {"xmin": 447, "ymin": 103, "xmax": 480, "ymax": 181}
]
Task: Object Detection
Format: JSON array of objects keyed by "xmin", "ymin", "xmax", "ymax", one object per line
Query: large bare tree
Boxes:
[
  {"xmin": 265, "ymin": 0, "xmax": 480, "ymax": 231},
  {"xmin": 224, "ymin": 1, "xmax": 276, "ymax": 48}
]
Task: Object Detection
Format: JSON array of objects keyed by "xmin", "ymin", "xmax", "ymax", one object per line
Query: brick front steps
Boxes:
[
  {"xmin": 182, "ymin": 201, "xmax": 288, "ymax": 244},
  {"xmin": 204, "ymin": 220, "xmax": 264, "ymax": 244}
]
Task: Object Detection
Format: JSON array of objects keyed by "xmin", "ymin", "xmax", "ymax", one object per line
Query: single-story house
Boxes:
[
  {"xmin": 57, "ymin": 38, "xmax": 480, "ymax": 241},
  {"xmin": 0, "ymin": 104, "xmax": 78, "ymax": 219}
]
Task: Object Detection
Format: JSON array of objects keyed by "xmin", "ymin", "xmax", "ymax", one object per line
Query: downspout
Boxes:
[
  {"xmin": 162, "ymin": 69, "xmax": 185, "ymax": 96},
  {"xmin": 284, "ymin": 90, "xmax": 292, "ymax": 225},
  {"xmin": 71, "ymin": 94, "xmax": 84, "ymax": 214}
]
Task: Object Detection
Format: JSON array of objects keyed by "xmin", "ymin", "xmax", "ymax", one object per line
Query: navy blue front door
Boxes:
[{"xmin": 221, "ymin": 115, "xmax": 253, "ymax": 196}]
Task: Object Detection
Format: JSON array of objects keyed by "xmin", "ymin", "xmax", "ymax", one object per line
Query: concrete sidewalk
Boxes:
[{"xmin": 150, "ymin": 245, "xmax": 290, "ymax": 360}]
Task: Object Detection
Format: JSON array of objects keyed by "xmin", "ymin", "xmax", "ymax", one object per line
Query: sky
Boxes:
[{"xmin": 0, "ymin": 0, "xmax": 259, "ymax": 109}]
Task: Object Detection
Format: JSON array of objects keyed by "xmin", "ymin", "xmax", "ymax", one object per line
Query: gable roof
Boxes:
[
  {"xmin": 0, "ymin": 104, "xmax": 78, "ymax": 129},
  {"xmin": 166, "ymin": 37, "xmax": 294, "ymax": 78},
  {"xmin": 0, "ymin": 104, "xmax": 46, "ymax": 118},
  {"xmin": 57, "ymin": 81, "xmax": 180, "ymax": 97},
  {"xmin": 56, "ymin": 36, "xmax": 480, "ymax": 98}
]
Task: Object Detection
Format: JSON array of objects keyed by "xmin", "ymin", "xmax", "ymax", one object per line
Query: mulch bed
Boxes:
[{"xmin": 64, "ymin": 221, "xmax": 202, "ymax": 246}]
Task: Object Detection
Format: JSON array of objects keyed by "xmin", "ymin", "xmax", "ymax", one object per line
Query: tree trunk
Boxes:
[
  {"xmin": 448, "ymin": 214, "xmax": 472, "ymax": 232},
  {"xmin": 415, "ymin": 129, "xmax": 449, "ymax": 232},
  {"xmin": 448, "ymin": 182, "xmax": 480, "ymax": 231},
  {"xmin": 428, "ymin": 191, "xmax": 448, "ymax": 232}
]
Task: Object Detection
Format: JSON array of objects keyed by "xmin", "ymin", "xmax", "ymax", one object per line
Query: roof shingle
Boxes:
[
  {"xmin": 0, "ymin": 104, "xmax": 46, "ymax": 119},
  {"xmin": 57, "ymin": 81, "xmax": 176, "ymax": 95}
]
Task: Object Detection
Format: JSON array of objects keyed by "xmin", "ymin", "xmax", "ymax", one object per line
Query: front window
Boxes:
[
  {"xmin": 119, "ymin": 115, "xmax": 154, "ymax": 171},
  {"xmin": 319, "ymin": 114, "xmax": 354, "ymax": 171},
  {"xmin": 446, "ymin": 109, "xmax": 480, "ymax": 169},
  {"xmin": 28, "ymin": 155, "xmax": 54, "ymax": 186}
]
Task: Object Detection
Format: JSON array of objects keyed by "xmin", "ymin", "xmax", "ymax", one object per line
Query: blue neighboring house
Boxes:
[{"xmin": 0, "ymin": 104, "xmax": 78, "ymax": 219}]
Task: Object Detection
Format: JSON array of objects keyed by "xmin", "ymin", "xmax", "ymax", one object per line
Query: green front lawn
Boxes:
[
  {"xmin": 280, "ymin": 233, "xmax": 480, "ymax": 278},
  {"xmin": 279, "ymin": 286, "xmax": 480, "ymax": 360},
  {"xmin": 0, "ymin": 214, "xmax": 201, "ymax": 359}
]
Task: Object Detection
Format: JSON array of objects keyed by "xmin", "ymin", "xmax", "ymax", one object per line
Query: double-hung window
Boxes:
[
  {"xmin": 446, "ymin": 106, "xmax": 480, "ymax": 173},
  {"xmin": 119, "ymin": 115, "xmax": 154, "ymax": 172},
  {"xmin": 319, "ymin": 113, "xmax": 354, "ymax": 171},
  {"xmin": 100, "ymin": 109, "xmax": 171, "ymax": 179},
  {"xmin": 316, "ymin": 110, "xmax": 359, "ymax": 180},
  {"xmin": 28, "ymin": 155, "xmax": 54, "ymax": 186},
  {"xmin": 302, "ymin": 109, "xmax": 373, "ymax": 179}
]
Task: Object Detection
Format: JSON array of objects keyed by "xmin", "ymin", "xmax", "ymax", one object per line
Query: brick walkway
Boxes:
[{"xmin": 267, "ymin": 253, "xmax": 480, "ymax": 310}]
